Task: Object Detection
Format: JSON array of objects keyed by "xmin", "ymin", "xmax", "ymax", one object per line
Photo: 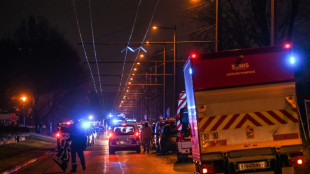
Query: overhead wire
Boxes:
[
  {"xmin": 88, "ymin": 0, "xmax": 104, "ymax": 109},
  {"xmin": 113, "ymin": 0, "xmax": 143, "ymax": 111},
  {"xmin": 72, "ymin": 0, "xmax": 98, "ymax": 94},
  {"xmin": 115, "ymin": 0, "xmax": 161, "ymax": 111}
]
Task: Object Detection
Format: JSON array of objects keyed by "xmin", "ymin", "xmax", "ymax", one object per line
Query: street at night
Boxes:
[
  {"xmin": 13, "ymin": 135, "xmax": 194, "ymax": 174},
  {"xmin": 1, "ymin": 0, "xmax": 310, "ymax": 174}
]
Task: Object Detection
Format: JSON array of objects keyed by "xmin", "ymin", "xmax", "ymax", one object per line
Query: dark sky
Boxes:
[{"xmin": 1, "ymin": 0, "xmax": 200, "ymax": 115}]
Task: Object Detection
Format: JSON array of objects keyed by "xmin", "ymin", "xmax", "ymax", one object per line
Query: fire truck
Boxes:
[
  {"xmin": 176, "ymin": 92, "xmax": 192, "ymax": 161},
  {"xmin": 183, "ymin": 44, "xmax": 306, "ymax": 173}
]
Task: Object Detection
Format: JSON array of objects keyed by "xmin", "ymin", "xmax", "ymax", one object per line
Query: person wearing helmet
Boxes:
[{"xmin": 141, "ymin": 122, "xmax": 153, "ymax": 153}]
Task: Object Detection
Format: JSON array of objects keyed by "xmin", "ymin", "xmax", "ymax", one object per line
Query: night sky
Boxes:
[{"xmin": 1, "ymin": 0, "xmax": 200, "ymax": 115}]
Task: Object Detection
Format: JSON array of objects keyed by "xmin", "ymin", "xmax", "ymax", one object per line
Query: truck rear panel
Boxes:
[{"xmin": 184, "ymin": 45, "xmax": 303, "ymax": 172}]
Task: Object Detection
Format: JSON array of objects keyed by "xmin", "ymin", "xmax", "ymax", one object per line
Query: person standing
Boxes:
[
  {"xmin": 67, "ymin": 121, "xmax": 87, "ymax": 172},
  {"xmin": 141, "ymin": 122, "xmax": 153, "ymax": 153}
]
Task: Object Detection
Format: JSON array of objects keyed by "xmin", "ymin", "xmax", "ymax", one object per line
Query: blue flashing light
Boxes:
[
  {"xmin": 286, "ymin": 54, "xmax": 299, "ymax": 67},
  {"xmin": 112, "ymin": 119, "xmax": 122, "ymax": 124},
  {"xmin": 82, "ymin": 122, "xmax": 90, "ymax": 128},
  {"xmin": 289, "ymin": 56, "xmax": 296, "ymax": 65},
  {"xmin": 189, "ymin": 68, "xmax": 193, "ymax": 75}
]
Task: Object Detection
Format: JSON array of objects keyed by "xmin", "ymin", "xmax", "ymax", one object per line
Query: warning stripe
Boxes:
[
  {"xmin": 254, "ymin": 112, "xmax": 275, "ymax": 125},
  {"xmin": 199, "ymin": 109, "xmax": 298, "ymax": 132},
  {"xmin": 202, "ymin": 140, "xmax": 227, "ymax": 147},
  {"xmin": 211, "ymin": 115, "xmax": 227, "ymax": 131},
  {"xmin": 177, "ymin": 93, "xmax": 187, "ymax": 131},
  {"xmin": 223, "ymin": 114, "xmax": 239, "ymax": 130},
  {"xmin": 273, "ymin": 133, "xmax": 299, "ymax": 141}
]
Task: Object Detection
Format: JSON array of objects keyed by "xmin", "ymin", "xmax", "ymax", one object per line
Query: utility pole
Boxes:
[{"xmin": 163, "ymin": 46, "xmax": 166, "ymax": 119}]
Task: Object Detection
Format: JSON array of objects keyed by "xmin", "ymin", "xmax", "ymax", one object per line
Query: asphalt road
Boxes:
[{"xmin": 15, "ymin": 135, "xmax": 195, "ymax": 174}]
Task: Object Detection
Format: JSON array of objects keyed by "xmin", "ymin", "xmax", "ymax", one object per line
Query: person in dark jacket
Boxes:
[
  {"xmin": 67, "ymin": 121, "xmax": 87, "ymax": 172},
  {"xmin": 141, "ymin": 122, "xmax": 153, "ymax": 153}
]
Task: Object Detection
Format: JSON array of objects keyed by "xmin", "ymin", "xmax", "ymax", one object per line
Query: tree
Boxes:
[
  {"xmin": 0, "ymin": 16, "xmax": 94, "ymax": 133},
  {"xmin": 183, "ymin": 0, "xmax": 305, "ymax": 51}
]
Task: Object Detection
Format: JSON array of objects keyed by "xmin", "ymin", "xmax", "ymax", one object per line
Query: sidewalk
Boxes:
[{"xmin": 0, "ymin": 133, "xmax": 57, "ymax": 173}]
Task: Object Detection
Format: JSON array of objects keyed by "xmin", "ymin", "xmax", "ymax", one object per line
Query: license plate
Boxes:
[
  {"xmin": 118, "ymin": 141, "xmax": 131, "ymax": 145},
  {"xmin": 238, "ymin": 161, "xmax": 267, "ymax": 171}
]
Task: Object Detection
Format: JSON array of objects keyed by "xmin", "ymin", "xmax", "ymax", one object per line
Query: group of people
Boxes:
[{"xmin": 55, "ymin": 121, "xmax": 153, "ymax": 172}]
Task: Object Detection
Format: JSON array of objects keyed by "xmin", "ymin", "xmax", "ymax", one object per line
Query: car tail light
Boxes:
[
  {"xmin": 108, "ymin": 132, "xmax": 113, "ymax": 138},
  {"xmin": 56, "ymin": 132, "xmax": 60, "ymax": 137},
  {"xmin": 135, "ymin": 132, "xmax": 139, "ymax": 136}
]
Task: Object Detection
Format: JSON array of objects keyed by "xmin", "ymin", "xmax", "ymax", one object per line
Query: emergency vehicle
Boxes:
[
  {"xmin": 56, "ymin": 121, "xmax": 73, "ymax": 151},
  {"xmin": 183, "ymin": 44, "xmax": 306, "ymax": 173},
  {"xmin": 176, "ymin": 92, "xmax": 192, "ymax": 161}
]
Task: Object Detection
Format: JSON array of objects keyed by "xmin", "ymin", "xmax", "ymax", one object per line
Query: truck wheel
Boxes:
[
  {"xmin": 177, "ymin": 152, "xmax": 188, "ymax": 162},
  {"xmin": 177, "ymin": 152, "xmax": 183, "ymax": 162}
]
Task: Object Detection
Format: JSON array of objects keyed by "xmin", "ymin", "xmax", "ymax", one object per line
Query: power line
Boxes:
[
  {"xmin": 72, "ymin": 0, "xmax": 98, "ymax": 94},
  {"xmin": 115, "ymin": 0, "xmax": 161, "ymax": 111},
  {"xmin": 114, "ymin": 0, "xmax": 143, "ymax": 111},
  {"xmin": 88, "ymin": 0, "xmax": 104, "ymax": 107}
]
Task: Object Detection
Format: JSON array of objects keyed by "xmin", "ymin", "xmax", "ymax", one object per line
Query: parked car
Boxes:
[
  {"xmin": 108, "ymin": 123, "xmax": 140, "ymax": 154},
  {"xmin": 153, "ymin": 119, "xmax": 176, "ymax": 154},
  {"xmin": 158, "ymin": 120, "xmax": 177, "ymax": 155}
]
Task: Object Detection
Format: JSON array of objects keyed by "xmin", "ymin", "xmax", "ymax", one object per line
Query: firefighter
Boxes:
[
  {"xmin": 67, "ymin": 121, "xmax": 87, "ymax": 172},
  {"xmin": 141, "ymin": 122, "xmax": 153, "ymax": 153}
]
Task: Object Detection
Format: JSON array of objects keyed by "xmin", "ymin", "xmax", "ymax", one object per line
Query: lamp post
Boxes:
[
  {"xmin": 21, "ymin": 96, "xmax": 27, "ymax": 126},
  {"xmin": 152, "ymin": 25, "xmax": 177, "ymax": 118}
]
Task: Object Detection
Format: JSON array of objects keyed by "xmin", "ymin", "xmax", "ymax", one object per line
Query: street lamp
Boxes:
[
  {"xmin": 152, "ymin": 25, "xmax": 177, "ymax": 118},
  {"xmin": 20, "ymin": 96, "xmax": 27, "ymax": 126}
]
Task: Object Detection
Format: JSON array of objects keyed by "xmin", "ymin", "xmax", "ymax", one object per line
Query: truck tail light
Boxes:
[
  {"xmin": 201, "ymin": 165, "xmax": 215, "ymax": 174},
  {"xmin": 202, "ymin": 168, "xmax": 208, "ymax": 174},
  {"xmin": 190, "ymin": 53, "xmax": 198, "ymax": 59},
  {"xmin": 297, "ymin": 158, "xmax": 303, "ymax": 165},
  {"xmin": 284, "ymin": 43, "xmax": 292, "ymax": 49}
]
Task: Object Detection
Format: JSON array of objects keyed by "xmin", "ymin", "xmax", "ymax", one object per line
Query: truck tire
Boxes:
[
  {"xmin": 177, "ymin": 152, "xmax": 188, "ymax": 162},
  {"xmin": 177, "ymin": 152, "xmax": 183, "ymax": 162},
  {"xmin": 274, "ymin": 156, "xmax": 282, "ymax": 174}
]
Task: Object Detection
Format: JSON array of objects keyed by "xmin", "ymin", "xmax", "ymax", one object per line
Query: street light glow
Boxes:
[
  {"xmin": 21, "ymin": 96, "xmax": 27, "ymax": 102},
  {"xmin": 88, "ymin": 115, "xmax": 93, "ymax": 120},
  {"xmin": 134, "ymin": 68, "xmax": 137, "ymax": 71},
  {"xmin": 137, "ymin": 62, "xmax": 140, "ymax": 65},
  {"xmin": 152, "ymin": 26, "xmax": 158, "ymax": 30},
  {"xmin": 139, "ymin": 54, "xmax": 144, "ymax": 58}
]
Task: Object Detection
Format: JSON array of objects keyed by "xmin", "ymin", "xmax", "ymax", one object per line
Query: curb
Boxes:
[{"xmin": 2, "ymin": 148, "xmax": 57, "ymax": 174}]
